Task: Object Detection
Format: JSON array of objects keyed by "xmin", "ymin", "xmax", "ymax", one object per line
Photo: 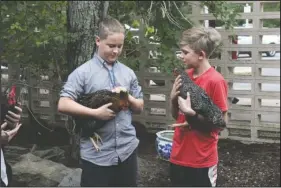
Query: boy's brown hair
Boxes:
[
  {"xmin": 179, "ymin": 27, "xmax": 222, "ymax": 59},
  {"xmin": 98, "ymin": 16, "xmax": 125, "ymax": 40}
]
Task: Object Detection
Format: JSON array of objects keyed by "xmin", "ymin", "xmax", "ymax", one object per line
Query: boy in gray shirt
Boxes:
[{"xmin": 58, "ymin": 17, "xmax": 143, "ymax": 187}]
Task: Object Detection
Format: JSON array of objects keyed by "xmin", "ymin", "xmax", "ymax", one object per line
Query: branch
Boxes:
[
  {"xmin": 147, "ymin": 1, "xmax": 154, "ymax": 20},
  {"xmin": 172, "ymin": 1, "xmax": 193, "ymax": 26},
  {"xmin": 52, "ymin": 49, "xmax": 62, "ymax": 82},
  {"xmin": 160, "ymin": 1, "xmax": 182, "ymax": 29}
]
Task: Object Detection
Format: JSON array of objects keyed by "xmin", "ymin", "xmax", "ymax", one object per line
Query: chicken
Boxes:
[
  {"xmin": 1, "ymin": 85, "xmax": 19, "ymax": 130},
  {"xmin": 74, "ymin": 88, "xmax": 129, "ymax": 151},
  {"xmin": 173, "ymin": 68, "xmax": 226, "ymax": 133}
]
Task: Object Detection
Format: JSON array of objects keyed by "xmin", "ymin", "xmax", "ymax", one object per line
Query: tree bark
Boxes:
[
  {"xmin": 67, "ymin": 1, "xmax": 103, "ymax": 75},
  {"xmin": 66, "ymin": 1, "xmax": 108, "ymax": 162}
]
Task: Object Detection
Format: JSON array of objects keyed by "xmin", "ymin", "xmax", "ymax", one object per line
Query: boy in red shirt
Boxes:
[{"xmin": 169, "ymin": 27, "xmax": 228, "ymax": 187}]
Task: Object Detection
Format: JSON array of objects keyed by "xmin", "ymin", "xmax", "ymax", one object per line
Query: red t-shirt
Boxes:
[{"xmin": 170, "ymin": 67, "xmax": 228, "ymax": 168}]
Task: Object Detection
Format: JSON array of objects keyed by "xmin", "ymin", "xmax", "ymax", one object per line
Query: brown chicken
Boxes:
[{"xmin": 74, "ymin": 88, "xmax": 129, "ymax": 151}]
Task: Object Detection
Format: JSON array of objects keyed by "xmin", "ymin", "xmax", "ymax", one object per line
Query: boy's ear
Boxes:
[
  {"xmin": 95, "ymin": 36, "xmax": 101, "ymax": 46},
  {"xmin": 198, "ymin": 50, "xmax": 206, "ymax": 60}
]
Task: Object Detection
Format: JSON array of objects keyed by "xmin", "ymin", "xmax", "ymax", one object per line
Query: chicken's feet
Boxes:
[{"xmin": 90, "ymin": 132, "xmax": 103, "ymax": 152}]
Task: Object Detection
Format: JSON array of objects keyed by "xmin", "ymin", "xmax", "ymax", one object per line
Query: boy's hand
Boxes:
[
  {"xmin": 170, "ymin": 75, "xmax": 181, "ymax": 103},
  {"xmin": 1, "ymin": 122, "xmax": 22, "ymax": 142},
  {"xmin": 178, "ymin": 92, "xmax": 196, "ymax": 116},
  {"xmin": 93, "ymin": 103, "xmax": 116, "ymax": 120},
  {"xmin": 5, "ymin": 105, "xmax": 22, "ymax": 129}
]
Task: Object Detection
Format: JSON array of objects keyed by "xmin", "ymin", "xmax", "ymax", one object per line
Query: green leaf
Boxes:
[
  {"xmin": 36, "ymin": 41, "xmax": 42, "ymax": 47},
  {"xmin": 132, "ymin": 20, "xmax": 140, "ymax": 28}
]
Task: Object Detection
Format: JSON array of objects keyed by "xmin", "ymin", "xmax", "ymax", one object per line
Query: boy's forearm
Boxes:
[
  {"xmin": 58, "ymin": 97, "xmax": 98, "ymax": 118},
  {"xmin": 128, "ymin": 95, "xmax": 143, "ymax": 114}
]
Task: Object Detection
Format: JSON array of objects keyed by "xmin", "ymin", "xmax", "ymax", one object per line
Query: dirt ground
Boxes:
[
  {"xmin": 6, "ymin": 126, "xmax": 281, "ymax": 187},
  {"xmin": 137, "ymin": 133, "xmax": 280, "ymax": 187}
]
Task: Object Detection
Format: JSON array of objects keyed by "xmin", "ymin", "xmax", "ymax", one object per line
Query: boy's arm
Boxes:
[
  {"xmin": 57, "ymin": 69, "xmax": 98, "ymax": 118},
  {"xmin": 58, "ymin": 97, "xmax": 99, "ymax": 117},
  {"xmin": 58, "ymin": 68, "xmax": 91, "ymax": 117},
  {"xmin": 58, "ymin": 69, "xmax": 115, "ymax": 120}
]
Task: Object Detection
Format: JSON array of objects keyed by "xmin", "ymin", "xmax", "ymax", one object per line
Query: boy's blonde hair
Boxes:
[
  {"xmin": 98, "ymin": 16, "xmax": 125, "ymax": 40},
  {"xmin": 179, "ymin": 27, "xmax": 222, "ymax": 59}
]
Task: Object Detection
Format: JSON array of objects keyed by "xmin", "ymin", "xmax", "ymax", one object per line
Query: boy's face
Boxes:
[
  {"xmin": 179, "ymin": 45, "xmax": 204, "ymax": 69},
  {"xmin": 96, "ymin": 32, "xmax": 125, "ymax": 64}
]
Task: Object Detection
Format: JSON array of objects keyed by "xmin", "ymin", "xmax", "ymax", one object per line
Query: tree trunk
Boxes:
[
  {"xmin": 67, "ymin": 1, "xmax": 101, "ymax": 73},
  {"xmin": 66, "ymin": 1, "xmax": 108, "ymax": 163}
]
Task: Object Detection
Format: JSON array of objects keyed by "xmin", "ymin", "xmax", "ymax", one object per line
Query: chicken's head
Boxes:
[
  {"xmin": 173, "ymin": 68, "xmax": 184, "ymax": 77},
  {"xmin": 7, "ymin": 85, "xmax": 17, "ymax": 106},
  {"xmin": 119, "ymin": 89, "xmax": 129, "ymax": 111}
]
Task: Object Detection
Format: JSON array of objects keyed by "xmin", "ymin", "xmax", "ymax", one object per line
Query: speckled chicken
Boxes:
[
  {"xmin": 173, "ymin": 68, "xmax": 226, "ymax": 132},
  {"xmin": 74, "ymin": 88, "xmax": 129, "ymax": 151}
]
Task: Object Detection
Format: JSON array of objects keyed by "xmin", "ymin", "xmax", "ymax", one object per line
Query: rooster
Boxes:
[
  {"xmin": 74, "ymin": 87, "xmax": 129, "ymax": 151},
  {"xmin": 1, "ymin": 85, "xmax": 20, "ymax": 130}
]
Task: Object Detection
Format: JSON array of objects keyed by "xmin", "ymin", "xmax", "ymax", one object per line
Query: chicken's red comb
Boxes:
[{"xmin": 8, "ymin": 85, "xmax": 16, "ymax": 106}]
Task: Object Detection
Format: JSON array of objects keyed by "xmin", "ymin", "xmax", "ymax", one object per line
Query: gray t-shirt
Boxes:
[{"xmin": 60, "ymin": 54, "xmax": 143, "ymax": 166}]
